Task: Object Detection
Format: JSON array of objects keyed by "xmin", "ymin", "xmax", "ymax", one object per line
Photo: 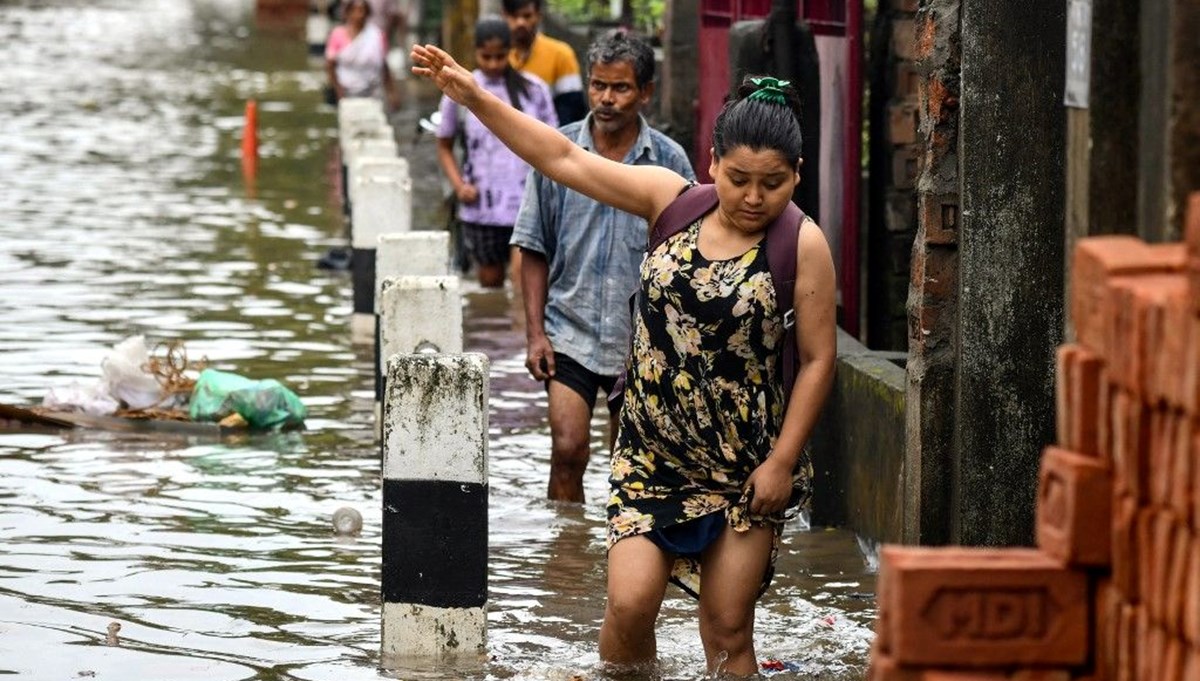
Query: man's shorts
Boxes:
[
  {"xmin": 460, "ymin": 222, "xmax": 513, "ymax": 267},
  {"xmin": 548, "ymin": 352, "xmax": 621, "ymax": 414}
]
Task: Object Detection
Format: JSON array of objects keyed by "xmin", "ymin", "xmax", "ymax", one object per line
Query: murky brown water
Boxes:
[{"xmin": 0, "ymin": 1, "xmax": 874, "ymax": 678}]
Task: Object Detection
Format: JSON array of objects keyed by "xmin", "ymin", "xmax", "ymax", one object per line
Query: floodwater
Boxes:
[{"xmin": 0, "ymin": 1, "xmax": 876, "ymax": 679}]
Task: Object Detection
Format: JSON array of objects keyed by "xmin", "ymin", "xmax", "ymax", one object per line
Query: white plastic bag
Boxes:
[
  {"xmin": 101, "ymin": 335, "xmax": 168, "ymax": 410},
  {"xmin": 42, "ymin": 381, "xmax": 120, "ymax": 416}
]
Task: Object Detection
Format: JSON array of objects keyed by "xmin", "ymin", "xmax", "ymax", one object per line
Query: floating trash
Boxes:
[
  {"xmin": 105, "ymin": 621, "xmax": 121, "ymax": 646},
  {"xmin": 332, "ymin": 507, "xmax": 363, "ymax": 536}
]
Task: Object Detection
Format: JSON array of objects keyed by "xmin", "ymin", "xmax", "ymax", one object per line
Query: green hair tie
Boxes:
[{"xmin": 748, "ymin": 76, "xmax": 791, "ymax": 105}]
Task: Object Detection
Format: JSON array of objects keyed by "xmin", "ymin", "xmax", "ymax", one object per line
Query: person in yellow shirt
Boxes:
[{"xmin": 502, "ymin": 0, "xmax": 587, "ymax": 123}]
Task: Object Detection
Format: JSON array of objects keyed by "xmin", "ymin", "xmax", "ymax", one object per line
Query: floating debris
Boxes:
[
  {"xmin": 105, "ymin": 621, "xmax": 121, "ymax": 646},
  {"xmin": 332, "ymin": 507, "xmax": 363, "ymax": 536}
]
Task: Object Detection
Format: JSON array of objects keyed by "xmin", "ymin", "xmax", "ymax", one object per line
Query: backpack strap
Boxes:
[
  {"xmin": 765, "ymin": 202, "xmax": 805, "ymax": 408},
  {"xmin": 647, "ymin": 183, "xmax": 717, "ymax": 254}
]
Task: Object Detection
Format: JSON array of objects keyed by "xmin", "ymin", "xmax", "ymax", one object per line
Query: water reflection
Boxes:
[{"xmin": 0, "ymin": 1, "xmax": 873, "ymax": 679}]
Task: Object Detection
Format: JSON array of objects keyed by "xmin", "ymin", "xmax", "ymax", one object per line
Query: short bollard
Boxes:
[
  {"xmin": 377, "ymin": 276, "xmax": 463, "ymax": 362},
  {"xmin": 349, "ymin": 156, "xmax": 409, "ymax": 212},
  {"xmin": 342, "ymin": 133, "xmax": 397, "ymax": 166},
  {"xmin": 373, "ymin": 235, "xmax": 453, "ymax": 416},
  {"xmin": 349, "ymin": 173, "xmax": 413, "ymax": 343},
  {"xmin": 338, "ymin": 106, "xmax": 387, "ymax": 144},
  {"xmin": 376, "ymin": 232, "xmax": 449, "ymax": 282},
  {"xmin": 340, "ymin": 134, "xmax": 397, "ymax": 215},
  {"xmin": 339, "ymin": 118, "xmax": 391, "ymax": 148},
  {"xmin": 337, "ymin": 96, "xmax": 384, "ymax": 122},
  {"xmin": 381, "ymin": 353, "xmax": 489, "ymax": 661}
]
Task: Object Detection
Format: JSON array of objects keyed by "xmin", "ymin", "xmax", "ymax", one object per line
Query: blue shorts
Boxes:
[{"xmin": 645, "ymin": 512, "xmax": 727, "ymax": 558}]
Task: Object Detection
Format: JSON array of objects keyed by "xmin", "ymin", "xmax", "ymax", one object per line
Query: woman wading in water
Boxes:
[
  {"xmin": 325, "ymin": 0, "xmax": 401, "ymax": 109},
  {"xmin": 411, "ymin": 44, "xmax": 836, "ymax": 678}
]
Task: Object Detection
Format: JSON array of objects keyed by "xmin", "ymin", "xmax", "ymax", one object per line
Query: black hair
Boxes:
[
  {"xmin": 586, "ymin": 29, "xmax": 655, "ymax": 88},
  {"xmin": 501, "ymin": 0, "xmax": 540, "ymax": 14},
  {"xmin": 340, "ymin": 0, "xmax": 371, "ymax": 20},
  {"xmin": 475, "ymin": 17, "xmax": 528, "ymax": 113},
  {"xmin": 712, "ymin": 76, "xmax": 804, "ymax": 167}
]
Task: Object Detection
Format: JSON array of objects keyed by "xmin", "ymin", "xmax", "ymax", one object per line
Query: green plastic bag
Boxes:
[{"xmin": 189, "ymin": 368, "xmax": 307, "ymax": 430}]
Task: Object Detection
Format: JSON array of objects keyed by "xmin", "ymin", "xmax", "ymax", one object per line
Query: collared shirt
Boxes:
[
  {"xmin": 436, "ymin": 70, "xmax": 558, "ymax": 226},
  {"xmin": 511, "ymin": 114, "xmax": 695, "ymax": 376}
]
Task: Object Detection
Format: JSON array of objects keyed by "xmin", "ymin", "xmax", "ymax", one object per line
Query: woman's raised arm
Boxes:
[{"xmin": 411, "ymin": 44, "xmax": 686, "ymax": 222}]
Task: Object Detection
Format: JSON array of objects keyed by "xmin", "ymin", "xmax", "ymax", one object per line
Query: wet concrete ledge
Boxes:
[{"xmin": 809, "ymin": 328, "xmax": 906, "ymax": 545}]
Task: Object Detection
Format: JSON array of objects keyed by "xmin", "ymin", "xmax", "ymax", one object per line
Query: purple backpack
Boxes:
[{"xmin": 611, "ymin": 183, "xmax": 805, "ymax": 408}]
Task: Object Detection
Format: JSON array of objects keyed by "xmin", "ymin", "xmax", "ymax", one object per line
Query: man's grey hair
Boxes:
[{"xmin": 586, "ymin": 30, "xmax": 655, "ymax": 88}]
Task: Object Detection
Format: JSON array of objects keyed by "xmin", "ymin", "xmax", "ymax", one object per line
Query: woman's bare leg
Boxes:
[
  {"xmin": 600, "ymin": 535, "xmax": 673, "ymax": 668},
  {"xmin": 697, "ymin": 524, "xmax": 775, "ymax": 676}
]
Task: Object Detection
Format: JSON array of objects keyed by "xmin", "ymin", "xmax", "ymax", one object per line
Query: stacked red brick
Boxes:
[{"xmin": 868, "ymin": 193, "xmax": 1200, "ymax": 680}]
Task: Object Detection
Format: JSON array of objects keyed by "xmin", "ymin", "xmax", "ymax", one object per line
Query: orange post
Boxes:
[{"xmin": 241, "ymin": 99, "xmax": 258, "ymax": 181}]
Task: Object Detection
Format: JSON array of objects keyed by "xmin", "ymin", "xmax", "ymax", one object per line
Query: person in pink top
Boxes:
[
  {"xmin": 435, "ymin": 17, "xmax": 558, "ymax": 288},
  {"xmin": 325, "ymin": 0, "xmax": 401, "ymax": 109}
]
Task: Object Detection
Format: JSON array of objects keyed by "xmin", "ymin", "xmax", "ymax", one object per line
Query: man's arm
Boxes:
[
  {"xmin": 520, "ymin": 249, "xmax": 555, "ymax": 380},
  {"xmin": 512, "ymin": 171, "xmax": 557, "ymax": 380}
]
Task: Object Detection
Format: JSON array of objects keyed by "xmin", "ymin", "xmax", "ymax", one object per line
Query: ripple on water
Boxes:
[{"xmin": 0, "ymin": 1, "xmax": 873, "ymax": 678}]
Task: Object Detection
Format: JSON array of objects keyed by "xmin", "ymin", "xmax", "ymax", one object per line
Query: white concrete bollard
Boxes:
[
  {"xmin": 349, "ymin": 156, "xmax": 409, "ymax": 217},
  {"xmin": 341, "ymin": 134, "xmax": 397, "ymax": 169},
  {"xmin": 381, "ymin": 352, "xmax": 489, "ymax": 661},
  {"xmin": 338, "ymin": 109, "xmax": 388, "ymax": 143},
  {"xmin": 337, "ymin": 96, "xmax": 385, "ymax": 122},
  {"xmin": 349, "ymin": 172, "xmax": 414, "ymax": 343},
  {"xmin": 377, "ymin": 276, "xmax": 463, "ymax": 360},
  {"xmin": 337, "ymin": 125, "xmax": 394, "ymax": 223},
  {"xmin": 376, "ymin": 232, "xmax": 450, "ymax": 283},
  {"xmin": 340, "ymin": 133, "xmax": 396, "ymax": 212},
  {"xmin": 338, "ymin": 120, "xmax": 394, "ymax": 179},
  {"xmin": 305, "ymin": 12, "xmax": 331, "ymax": 55},
  {"xmin": 373, "ymin": 233, "xmax": 452, "ymax": 413}
]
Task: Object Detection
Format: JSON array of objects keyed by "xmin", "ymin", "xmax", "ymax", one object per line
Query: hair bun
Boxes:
[{"xmin": 748, "ymin": 77, "xmax": 791, "ymax": 105}]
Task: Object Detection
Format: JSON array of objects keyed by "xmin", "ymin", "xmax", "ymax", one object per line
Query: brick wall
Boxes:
[
  {"xmin": 866, "ymin": 0, "xmax": 922, "ymax": 352},
  {"xmin": 869, "ymin": 194, "xmax": 1200, "ymax": 679},
  {"xmin": 900, "ymin": 0, "xmax": 959, "ymax": 545}
]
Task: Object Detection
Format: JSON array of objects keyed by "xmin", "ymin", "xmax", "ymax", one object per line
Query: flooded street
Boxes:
[{"xmin": 0, "ymin": 1, "xmax": 874, "ymax": 678}]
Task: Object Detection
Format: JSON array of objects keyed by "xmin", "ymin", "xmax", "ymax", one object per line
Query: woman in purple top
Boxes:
[{"xmin": 435, "ymin": 17, "xmax": 558, "ymax": 288}]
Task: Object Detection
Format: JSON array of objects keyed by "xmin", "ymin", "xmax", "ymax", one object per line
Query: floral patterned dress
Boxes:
[{"xmin": 607, "ymin": 217, "xmax": 813, "ymax": 599}]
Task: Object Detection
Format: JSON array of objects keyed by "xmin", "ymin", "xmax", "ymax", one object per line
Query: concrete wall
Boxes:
[
  {"xmin": 955, "ymin": 0, "xmax": 1066, "ymax": 546},
  {"xmin": 810, "ymin": 329, "xmax": 908, "ymax": 545},
  {"xmin": 661, "ymin": 0, "xmax": 699, "ymax": 158}
]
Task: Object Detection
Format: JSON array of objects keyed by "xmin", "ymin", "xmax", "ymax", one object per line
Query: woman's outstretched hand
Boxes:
[{"xmin": 410, "ymin": 44, "xmax": 477, "ymax": 105}]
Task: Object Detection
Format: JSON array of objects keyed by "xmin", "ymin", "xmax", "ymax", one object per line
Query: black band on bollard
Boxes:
[
  {"xmin": 352, "ymin": 247, "xmax": 376, "ymax": 315},
  {"xmin": 374, "ymin": 313, "xmax": 383, "ymax": 402},
  {"xmin": 382, "ymin": 478, "xmax": 488, "ymax": 608},
  {"xmin": 340, "ymin": 161, "xmax": 351, "ymax": 223}
]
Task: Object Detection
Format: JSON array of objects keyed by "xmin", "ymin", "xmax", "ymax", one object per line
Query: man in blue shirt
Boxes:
[{"xmin": 511, "ymin": 30, "xmax": 696, "ymax": 502}]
